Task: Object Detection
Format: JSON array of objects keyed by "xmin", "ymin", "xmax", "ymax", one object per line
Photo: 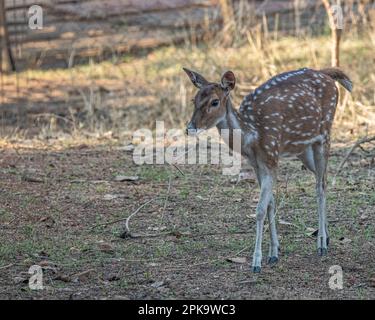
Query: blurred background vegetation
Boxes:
[{"xmin": 0, "ymin": 0, "xmax": 374, "ymax": 143}]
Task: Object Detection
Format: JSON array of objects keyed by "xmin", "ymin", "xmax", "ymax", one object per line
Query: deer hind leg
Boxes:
[
  {"xmin": 298, "ymin": 146, "xmax": 316, "ymax": 173},
  {"xmin": 267, "ymin": 195, "xmax": 279, "ymax": 265},
  {"xmin": 312, "ymin": 142, "xmax": 329, "ymax": 255},
  {"xmin": 252, "ymin": 168, "xmax": 273, "ymax": 273},
  {"xmin": 238, "ymin": 157, "xmax": 254, "ymax": 181}
]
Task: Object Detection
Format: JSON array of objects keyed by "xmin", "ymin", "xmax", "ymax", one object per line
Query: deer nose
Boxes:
[{"xmin": 186, "ymin": 121, "xmax": 196, "ymax": 135}]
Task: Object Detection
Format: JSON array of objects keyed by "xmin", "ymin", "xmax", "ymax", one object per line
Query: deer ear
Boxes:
[
  {"xmin": 221, "ymin": 71, "xmax": 236, "ymax": 91},
  {"xmin": 183, "ymin": 68, "xmax": 208, "ymax": 89}
]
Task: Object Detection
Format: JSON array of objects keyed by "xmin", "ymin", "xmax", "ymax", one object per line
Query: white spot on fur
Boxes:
[{"xmin": 291, "ymin": 135, "xmax": 324, "ymax": 145}]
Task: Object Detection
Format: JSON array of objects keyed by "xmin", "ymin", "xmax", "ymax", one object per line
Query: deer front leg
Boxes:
[
  {"xmin": 252, "ymin": 173, "xmax": 273, "ymax": 273},
  {"xmin": 267, "ymin": 195, "xmax": 279, "ymax": 265}
]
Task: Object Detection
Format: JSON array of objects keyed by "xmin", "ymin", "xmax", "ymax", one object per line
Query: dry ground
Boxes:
[{"xmin": 0, "ymin": 138, "xmax": 374, "ymax": 299}]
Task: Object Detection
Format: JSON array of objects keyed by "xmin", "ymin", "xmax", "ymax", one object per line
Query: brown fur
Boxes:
[
  {"xmin": 184, "ymin": 67, "xmax": 352, "ymax": 169},
  {"xmin": 184, "ymin": 67, "xmax": 353, "ymax": 271}
]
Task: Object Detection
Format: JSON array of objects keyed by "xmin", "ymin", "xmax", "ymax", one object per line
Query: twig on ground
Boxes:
[
  {"xmin": 160, "ymin": 175, "xmax": 172, "ymax": 224},
  {"xmin": 234, "ymin": 245, "xmax": 251, "ymax": 256},
  {"xmin": 120, "ymin": 197, "xmax": 159, "ymax": 238},
  {"xmin": 91, "ymin": 197, "xmax": 157, "ymax": 230},
  {"xmin": 333, "ymin": 135, "xmax": 375, "ymax": 183},
  {"xmin": 0, "ymin": 263, "xmax": 14, "ymax": 270},
  {"xmin": 172, "ymin": 164, "xmax": 185, "ymax": 176}
]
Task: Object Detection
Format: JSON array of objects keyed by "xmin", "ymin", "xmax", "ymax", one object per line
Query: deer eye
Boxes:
[{"xmin": 211, "ymin": 99, "xmax": 220, "ymax": 107}]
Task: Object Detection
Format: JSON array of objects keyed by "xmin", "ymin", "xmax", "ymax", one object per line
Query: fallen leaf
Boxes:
[
  {"xmin": 103, "ymin": 194, "xmax": 118, "ymax": 201},
  {"xmin": 39, "ymin": 216, "xmax": 55, "ymax": 227},
  {"xmin": 339, "ymin": 237, "xmax": 352, "ymax": 244},
  {"xmin": 73, "ymin": 269, "xmax": 95, "ymax": 282},
  {"xmin": 98, "ymin": 242, "xmax": 114, "ymax": 253},
  {"xmin": 117, "ymin": 144, "xmax": 135, "ymax": 152},
  {"xmin": 55, "ymin": 274, "xmax": 71, "ymax": 282},
  {"xmin": 104, "ymin": 274, "xmax": 120, "ymax": 282},
  {"xmin": 196, "ymin": 195, "xmax": 208, "ymax": 200},
  {"xmin": 306, "ymin": 228, "xmax": 318, "ymax": 237},
  {"xmin": 13, "ymin": 277, "xmax": 28, "ymax": 284},
  {"xmin": 151, "ymin": 281, "xmax": 164, "ymax": 288},
  {"xmin": 113, "ymin": 175, "xmax": 139, "ymax": 182},
  {"xmin": 77, "ymin": 144, "xmax": 89, "ymax": 150},
  {"xmin": 226, "ymin": 257, "xmax": 247, "ymax": 264},
  {"xmin": 279, "ymin": 219, "xmax": 297, "ymax": 227},
  {"xmin": 70, "ymin": 179, "xmax": 86, "ymax": 184},
  {"xmin": 149, "ymin": 263, "xmax": 159, "ymax": 267},
  {"xmin": 69, "ymin": 247, "xmax": 81, "ymax": 255},
  {"xmin": 21, "ymin": 175, "xmax": 43, "ymax": 183},
  {"xmin": 147, "ymin": 226, "xmax": 167, "ymax": 232},
  {"xmin": 92, "ymin": 180, "xmax": 109, "ymax": 184},
  {"xmin": 38, "ymin": 260, "xmax": 56, "ymax": 267}
]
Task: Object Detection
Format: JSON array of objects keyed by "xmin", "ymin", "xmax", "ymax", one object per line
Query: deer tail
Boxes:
[{"xmin": 319, "ymin": 68, "xmax": 353, "ymax": 93}]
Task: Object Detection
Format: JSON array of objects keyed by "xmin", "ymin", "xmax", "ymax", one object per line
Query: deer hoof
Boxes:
[
  {"xmin": 318, "ymin": 248, "xmax": 328, "ymax": 256},
  {"xmin": 267, "ymin": 256, "xmax": 279, "ymax": 265},
  {"xmin": 252, "ymin": 266, "xmax": 261, "ymax": 273}
]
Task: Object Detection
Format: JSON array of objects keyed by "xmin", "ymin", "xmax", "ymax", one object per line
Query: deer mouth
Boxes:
[{"xmin": 185, "ymin": 128, "xmax": 206, "ymax": 136}]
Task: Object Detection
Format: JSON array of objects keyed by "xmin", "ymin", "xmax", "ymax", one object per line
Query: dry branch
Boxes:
[
  {"xmin": 321, "ymin": 0, "xmax": 342, "ymax": 67},
  {"xmin": 0, "ymin": 0, "xmax": 15, "ymax": 72},
  {"xmin": 334, "ymin": 135, "xmax": 375, "ymax": 178},
  {"xmin": 0, "ymin": 263, "xmax": 14, "ymax": 270},
  {"xmin": 91, "ymin": 197, "xmax": 157, "ymax": 230}
]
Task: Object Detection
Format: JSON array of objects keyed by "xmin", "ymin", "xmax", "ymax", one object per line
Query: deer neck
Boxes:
[
  {"xmin": 216, "ymin": 98, "xmax": 254, "ymax": 133},
  {"xmin": 216, "ymin": 97, "xmax": 258, "ymax": 153},
  {"xmin": 217, "ymin": 98, "xmax": 239, "ymax": 130}
]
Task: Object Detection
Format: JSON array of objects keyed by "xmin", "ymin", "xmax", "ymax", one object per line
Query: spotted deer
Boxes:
[{"xmin": 183, "ymin": 67, "xmax": 352, "ymax": 272}]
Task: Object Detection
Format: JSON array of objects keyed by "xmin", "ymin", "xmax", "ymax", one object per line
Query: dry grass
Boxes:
[{"xmin": 0, "ymin": 26, "xmax": 374, "ymax": 145}]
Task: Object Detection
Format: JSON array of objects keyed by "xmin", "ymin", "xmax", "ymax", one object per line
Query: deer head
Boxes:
[{"xmin": 183, "ymin": 68, "xmax": 236, "ymax": 134}]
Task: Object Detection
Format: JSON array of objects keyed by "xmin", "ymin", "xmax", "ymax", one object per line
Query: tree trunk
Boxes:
[
  {"xmin": 332, "ymin": 28, "xmax": 342, "ymax": 67},
  {"xmin": 321, "ymin": 0, "xmax": 342, "ymax": 67},
  {"xmin": 219, "ymin": 0, "xmax": 234, "ymax": 45},
  {"xmin": 0, "ymin": 0, "xmax": 15, "ymax": 72}
]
